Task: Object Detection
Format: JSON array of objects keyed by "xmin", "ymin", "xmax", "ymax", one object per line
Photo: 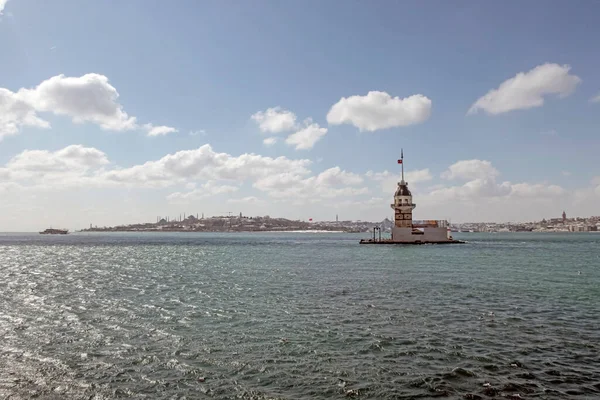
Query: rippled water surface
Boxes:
[{"xmin": 1, "ymin": 232, "xmax": 599, "ymax": 399}]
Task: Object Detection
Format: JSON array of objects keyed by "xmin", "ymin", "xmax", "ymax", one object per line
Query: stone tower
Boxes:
[
  {"xmin": 390, "ymin": 149, "xmax": 416, "ymax": 228},
  {"xmin": 391, "ymin": 181, "xmax": 416, "ymax": 228}
]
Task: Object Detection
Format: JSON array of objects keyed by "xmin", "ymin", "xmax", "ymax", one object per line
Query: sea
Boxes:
[{"xmin": 0, "ymin": 232, "xmax": 598, "ymax": 399}]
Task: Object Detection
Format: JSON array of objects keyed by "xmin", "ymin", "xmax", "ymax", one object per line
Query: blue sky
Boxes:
[{"xmin": 1, "ymin": 0, "xmax": 599, "ymax": 230}]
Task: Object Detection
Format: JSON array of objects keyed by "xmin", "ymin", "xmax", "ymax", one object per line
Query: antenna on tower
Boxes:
[{"xmin": 398, "ymin": 148, "xmax": 405, "ymax": 183}]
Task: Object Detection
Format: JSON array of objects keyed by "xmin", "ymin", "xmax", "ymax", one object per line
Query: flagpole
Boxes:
[{"xmin": 401, "ymin": 148, "xmax": 404, "ymax": 183}]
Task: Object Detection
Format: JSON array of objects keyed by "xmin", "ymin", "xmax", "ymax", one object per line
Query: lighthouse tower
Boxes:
[
  {"xmin": 360, "ymin": 149, "xmax": 461, "ymax": 244},
  {"xmin": 391, "ymin": 149, "xmax": 416, "ymax": 230}
]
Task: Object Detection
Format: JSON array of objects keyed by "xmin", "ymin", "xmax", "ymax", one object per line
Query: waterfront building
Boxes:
[{"xmin": 361, "ymin": 151, "xmax": 460, "ymax": 244}]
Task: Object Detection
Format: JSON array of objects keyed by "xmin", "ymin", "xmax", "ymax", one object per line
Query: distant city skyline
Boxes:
[{"xmin": 1, "ymin": 0, "xmax": 599, "ymax": 231}]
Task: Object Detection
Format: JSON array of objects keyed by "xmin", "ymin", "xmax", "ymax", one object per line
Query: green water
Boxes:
[{"xmin": 0, "ymin": 232, "xmax": 598, "ymax": 399}]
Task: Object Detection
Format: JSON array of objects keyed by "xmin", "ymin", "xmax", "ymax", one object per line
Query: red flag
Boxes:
[
  {"xmin": 309, "ymin": 218, "xmax": 313, "ymax": 221},
  {"xmin": 397, "ymin": 159, "xmax": 403, "ymax": 164}
]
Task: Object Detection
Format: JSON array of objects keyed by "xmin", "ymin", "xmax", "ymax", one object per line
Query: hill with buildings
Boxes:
[
  {"xmin": 451, "ymin": 212, "xmax": 599, "ymax": 233},
  {"xmin": 81, "ymin": 214, "xmax": 394, "ymax": 233}
]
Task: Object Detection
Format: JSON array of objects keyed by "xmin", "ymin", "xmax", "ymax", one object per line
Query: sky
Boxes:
[{"xmin": 1, "ymin": 0, "xmax": 599, "ymax": 231}]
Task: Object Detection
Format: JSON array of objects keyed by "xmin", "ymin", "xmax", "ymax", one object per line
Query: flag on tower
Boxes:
[{"xmin": 397, "ymin": 159, "xmax": 402, "ymax": 164}]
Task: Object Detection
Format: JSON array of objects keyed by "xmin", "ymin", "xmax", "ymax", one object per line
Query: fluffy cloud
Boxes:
[
  {"xmin": 441, "ymin": 160, "xmax": 499, "ymax": 180},
  {"xmin": 251, "ymin": 107, "xmax": 297, "ymax": 133},
  {"xmin": 428, "ymin": 179, "xmax": 512, "ymax": 200},
  {"xmin": 144, "ymin": 124, "xmax": 178, "ymax": 136},
  {"xmin": 367, "ymin": 168, "xmax": 433, "ymax": 193},
  {"xmin": 591, "ymin": 93, "xmax": 600, "ymax": 103},
  {"xmin": 326, "ymin": 91, "xmax": 432, "ymax": 132},
  {"xmin": 0, "ymin": 89, "xmax": 51, "ymax": 139},
  {"xmin": 263, "ymin": 137, "xmax": 278, "ymax": 146},
  {"xmin": 367, "ymin": 169, "xmax": 433, "ymax": 183},
  {"xmin": 427, "ymin": 159, "xmax": 563, "ymax": 203},
  {"xmin": 0, "ymin": 0, "xmax": 8, "ymax": 14},
  {"xmin": 0, "ymin": 74, "xmax": 175, "ymax": 139},
  {"xmin": 468, "ymin": 63, "xmax": 581, "ymax": 115},
  {"xmin": 4, "ymin": 143, "xmax": 593, "ymax": 225},
  {"xmin": 17, "ymin": 74, "xmax": 138, "ymax": 130},
  {"xmin": 167, "ymin": 181, "xmax": 239, "ymax": 203},
  {"xmin": 510, "ymin": 183, "xmax": 564, "ymax": 198},
  {"xmin": 285, "ymin": 121, "xmax": 327, "ymax": 150},
  {"xmin": 315, "ymin": 166, "xmax": 363, "ymax": 186},
  {"xmin": 0, "ymin": 145, "xmax": 109, "ymax": 186},
  {"xmin": 227, "ymin": 196, "xmax": 264, "ymax": 204},
  {"xmin": 337, "ymin": 197, "xmax": 385, "ymax": 208},
  {"xmin": 0, "ymin": 143, "xmax": 315, "ymax": 192},
  {"xmin": 254, "ymin": 167, "xmax": 367, "ymax": 200},
  {"xmin": 102, "ymin": 144, "xmax": 312, "ymax": 188}
]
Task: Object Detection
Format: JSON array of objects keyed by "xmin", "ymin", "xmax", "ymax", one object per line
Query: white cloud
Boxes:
[
  {"xmin": 337, "ymin": 197, "xmax": 385, "ymax": 208},
  {"xmin": 0, "ymin": 0, "xmax": 8, "ymax": 15},
  {"xmin": 0, "ymin": 145, "xmax": 109, "ymax": 186},
  {"xmin": 366, "ymin": 168, "xmax": 432, "ymax": 194},
  {"xmin": 190, "ymin": 129, "xmax": 206, "ymax": 136},
  {"xmin": 251, "ymin": 107, "xmax": 297, "ymax": 134},
  {"xmin": 0, "ymin": 88, "xmax": 51, "ymax": 140},
  {"xmin": 406, "ymin": 169, "xmax": 433, "ymax": 183},
  {"xmin": 4, "ymin": 143, "xmax": 596, "ymax": 228},
  {"xmin": 425, "ymin": 179, "xmax": 561, "ymax": 203},
  {"xmin": 144, "ymin": 124, "xmax": 178, "ymax": 136},
  {"xmin": 167, "ymin": 181, "xmax": 239, "ymax": 203},
  {"xmin": 254, "ymin": 167, "xmax": 367, "ymax": 200},
  {"xmin": 367, "ymin": 169, "xmax": 432, "ymax": 184},
  {"xmin": 0, "ymin": 74, "xmax": 174, "ymax": 139},
  {"xmin": 315, "ymin": 166, "xmax": 363, "ymax": 186},
  {"xmin": 591, "ymin": 93, "xmax": 600, "ymax": 103},
  {"xmin": 263, "ymin": 137, "xmax": 278, "ymax": 146},
  {"xmin": 510, "ymin": 183, "xmax": 565, "ymax": 198},
  {"xmin": 441, "ymin": 160, "xmax": 499, "ymax": 181},
  {"xmin": 425, "ymin": 160, "xmax": 564, "ymax": 204},
  {"xmin": 17, "ymin": 74, "xmax": 138, "ymax": 130},
  {"xmin": 227, "ymin": 196, "xmax": 264, "ymax": 204},
  {"xmin": 326, "ymin": 91, "xmax": 432, "ymax": 132},
  {"xmin": 102, "ymin": 144, "xmax": 312, "ymax": 188},
  {"xmin": 468, "ymin": 63, "xmax": 581, "ymax": 115},
  {"xmin": 285, "ymin": 121, "xmax": 327, "ymax": 150},
  {"xmin": 561, "ymin": 171, "xmax": 571, "ymax": 177}
]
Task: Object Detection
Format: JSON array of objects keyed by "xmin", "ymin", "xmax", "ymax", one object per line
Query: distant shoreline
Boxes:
[{"xmin": 77, "ymin": 229, "xmax": 351, "ymax": 234}]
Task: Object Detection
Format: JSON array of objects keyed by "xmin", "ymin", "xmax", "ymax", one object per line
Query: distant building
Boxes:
[
  {"xmin": 386, "ymin": 151, "xmax": 455, "ymax": 243},
  {"xmin": 562, "ymin": 210, "xmax": 567, "ymax": 224}
]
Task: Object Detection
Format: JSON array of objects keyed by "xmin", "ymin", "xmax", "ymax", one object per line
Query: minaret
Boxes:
[{"xmin": 390, "ymin": 149, "xmax": 416, "ymax": 229}]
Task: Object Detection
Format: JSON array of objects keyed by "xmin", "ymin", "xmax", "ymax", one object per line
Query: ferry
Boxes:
[{"xmin": 39, "ymin": 228, "xmax": 69, "ymax": 235}]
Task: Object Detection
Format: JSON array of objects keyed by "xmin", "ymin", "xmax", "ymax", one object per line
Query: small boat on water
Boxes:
[{"xmin": 39, "ymin": 228, "xmax": 69, "ymax": 235}]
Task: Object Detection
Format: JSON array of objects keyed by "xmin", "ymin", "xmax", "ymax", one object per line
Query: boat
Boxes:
[{"xmin": 39, "ymin": 228, "xmax": 69, "ymax": 235}]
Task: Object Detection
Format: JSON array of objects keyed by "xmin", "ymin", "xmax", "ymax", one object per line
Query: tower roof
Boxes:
[{"xmin": 395, "ymin": 182, "xmax": 412, "ymax": 197}]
